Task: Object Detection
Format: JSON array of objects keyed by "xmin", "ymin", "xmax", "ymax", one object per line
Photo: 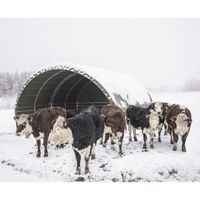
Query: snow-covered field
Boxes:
[{"xmin": 0, "ymin": 91, "xmax": 200, "ymax": 182}]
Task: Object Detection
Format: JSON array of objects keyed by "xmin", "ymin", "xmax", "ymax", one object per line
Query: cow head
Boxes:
[
  {"xmin": 15, "ymin": 114, "xmax": 33, "ymax": 138},
  {"xmin": 48, "ymin": 116, "xmax": 73, "ymax": 145},
  {"xmin": 148, "ymin": 110, "xmax": 160, "ymax": 131},
  {"xmin": 154, "ymin": 102, "xmax": 163, "ymax": 115},
  {"xmin": 170, "ymin": 113, "xmax": 192, "ymax": 136}
]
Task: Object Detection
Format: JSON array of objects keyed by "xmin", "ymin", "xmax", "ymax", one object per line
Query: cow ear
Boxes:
[
  {"xmin": 149, "ymin": 109, "xmax": 154, "ymax": 113},
  {"xmin": 28, "ymin": 115, "xmax": 33, "ymax": 123},
  {"xmin": 146, "ymin": 114, "xmax": 149, "ymax": 119},
  {"xmin": 64, "ymin": 122, "xmax": 68, "ymax": 128},
  {"xmin": 170, "ymin": 116, "xmax": 176, "ymax": 121}
]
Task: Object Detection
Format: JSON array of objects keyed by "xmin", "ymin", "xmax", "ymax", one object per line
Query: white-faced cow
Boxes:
[
  {"xmin": 165, "ymin": 104, "xmax": 192, "ymax": 152},
  {"xmin": 48, "ymin": 106, "xmax": 104, "ymax": 175},
  {"xmin": 126, "ymin": 105, "xmax": 159, "ymax": 150},
  {"xmin": 15, "ymin": 106, "xmax": 66, "ymax": 157},
  {"xmin": 101, "ymin": 104, "xmax": 125, "ymax": 156},
  {"xmin": 148, "ymin": 101, "xmax": 171, "ymax": 142}
]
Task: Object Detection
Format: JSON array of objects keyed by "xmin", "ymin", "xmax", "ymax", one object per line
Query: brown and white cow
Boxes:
[
  {"xmin": 148, "ymin": 101, "xmax": 171, "ymax": 142},
  {"xmin": 166, "ymin": 104, "xmax": 192, "ymax": 152},
  {"xmin": 101, "ymin": 104, "xmax": 125, "ymax": 156},
  {"xmin": 15, "ymin": 106, "xmax": 66, "ymax": 157}
]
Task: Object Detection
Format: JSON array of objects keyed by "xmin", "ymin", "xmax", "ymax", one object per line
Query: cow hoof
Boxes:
[
  {"xmin": 134, "ymin": 137, "xmax": 138, "ymax": 142},
  {"xmin": 143, "ymin": 144, "xmax": 147, "ymax": 149},
  {"xmin": 44, "ymin": 153, "xmax": 48, "ymax": 157},
  {"xmin": 170, "ymin": 140, "xmax": 174, "ymax": 145},
  {"xmin": 158, "ymin": 138, "xmax": 161, "ymax": 142},
  {"xmin": 91, "ymin": 154, "xmax": 96, "ymax": 160},
  {"xmin": 75, "ymin": 169, "xmax": 81, "ymax": 175},
  {"xmin": 182, "ymin": 147, "xmax": 186, "ymax": 152},
  {"xmin": 172, "ymin": 146, "xmax": 177, "ymax": 151},
  {"xmin": 129, "ymin": 138, "xmax": 133, "ymax": 142},
  {"xmin": 103, "ymin": 143, "xmax": 107, "ymax": 148},
  {"xmin": 36, "ymin": 154, "xmax": 41, "ymax": 158},
  {"xmin": 118, "ymin": 153, "xmax": 123, "ymax": 157},
  {"xmin": 150, "ymin": 144, "xmax": 154, "ymax": 149},
  {"xmin": 85, "ymin": 168, "xmax": 90, "ymax": 174},
  {"xmin": 111, "ymin": 141, "xmax": 116, "ymax": 145}
]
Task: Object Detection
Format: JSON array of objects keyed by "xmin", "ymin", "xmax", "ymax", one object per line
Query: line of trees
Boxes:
[
  {"xmin": 148, "ymin": 78, "xmax": 200, "ymax": 93},
  {"xmin": 182, "ymin": 78, "xmax": 200, "ymax": 92},
  {"xmin": 0, "ymin": 72, "xmax": 31, "ymax": 97}
]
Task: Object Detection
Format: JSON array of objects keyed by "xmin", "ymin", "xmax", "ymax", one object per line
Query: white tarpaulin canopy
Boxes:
[{"xmin": 15, "ymin": 64, "xmax": 152, "ymax": 116}]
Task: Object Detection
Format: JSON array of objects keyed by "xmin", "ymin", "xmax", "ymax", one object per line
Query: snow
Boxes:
[{"xmin": 1, "ymin": 91, "xmax": 200, "ymax": 182}]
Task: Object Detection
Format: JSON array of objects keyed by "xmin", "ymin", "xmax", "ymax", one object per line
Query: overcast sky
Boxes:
[{"xmin": 0, "ymin": 19, "xmax": 199, "ymax": 89}]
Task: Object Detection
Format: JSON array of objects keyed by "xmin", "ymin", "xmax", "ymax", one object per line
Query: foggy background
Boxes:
[{"xmin": 0, "ymin": 19, "xmax": 200, "ymax": 92}]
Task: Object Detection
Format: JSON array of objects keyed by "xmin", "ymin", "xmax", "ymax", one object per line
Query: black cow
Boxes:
[
  {"xmin": 126, "ymin": 105, "xmax": 159, "ymax": 149},
  {"xmin": 101, "ymin": 104, "xmax": 125, "ymax": 156},
  {"xmin": 166, "ymin": 104, "xmax": 192, "ymax": 152},
  {"xmin": 148, "ymin": 101, "xmax": 171, "ymax": 142},
  {"xmin": 49, "ymin": 106, "xmax": 104, "ymax": 174},
  {"xmin": 66, "ymin": 109, "xmax": 78, "ymax": 118},
  {"xmin": 83, "ymin": 106, "xmax": 104, "ymax": 159},
  {"xmin": 15, "ymin": 106, "xmax": 66, "ymax": 157}
]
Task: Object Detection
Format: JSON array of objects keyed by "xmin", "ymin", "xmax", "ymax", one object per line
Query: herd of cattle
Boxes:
[{"xmin": 14, "ymin": 102, "xmax": 192, "ymax": 175}]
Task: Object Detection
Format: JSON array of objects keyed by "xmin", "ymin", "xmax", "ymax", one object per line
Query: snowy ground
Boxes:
[{"xmin": 0, "ymin": 91, "xmax": 200, "ymax": 182}]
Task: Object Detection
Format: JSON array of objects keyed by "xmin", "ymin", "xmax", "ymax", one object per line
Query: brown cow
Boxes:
[
  {"xmin": 15, "ymin": 106, "xmax": 66, "ymax": 157},
  {"xmin": 166, "ymin": 104, "xmax": 192, "ymax": 152},
  {"xmin": 101, "ymin": 104, "xmax": 125, "ymax": 156}
]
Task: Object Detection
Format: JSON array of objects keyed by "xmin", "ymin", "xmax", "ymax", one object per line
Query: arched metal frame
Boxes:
[{"xmin": 15, "ymin": 65, "xmax": 111, "ymax": 116}]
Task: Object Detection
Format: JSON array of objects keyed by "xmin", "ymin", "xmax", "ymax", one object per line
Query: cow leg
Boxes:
[
  {"xmin": 158, "ymin": 123, "xmax": 163, "ymax": 142},
  {"xmin": 91, "ymin": 143, "xmax": 96, "ymax": 160},
  {"xmin": 172, "ymin": 133, "xmax": 178, "ymax": 151},
  {"xmin": 110, "ymin": 134, "xmax": 115, "ymax": 145},
  {"xmin": 133, "ymin": 127, "xmax": 137, "ymax": 141},
  {"xmin": 118, "ymin": 133, "xmax": 123, "ymax": 156},
  {"xmin": 127, "ymin": 120, "xmax": 132, "ymax": 142},
  {"xmin": 99, "ymin": 137, "xmax": 103, "ymax": 145},
  {"xmin": 150, "ymin": 133, "xmax": 154, "ymax": 149},
  {"xmin": 158, "ymin": 129, "xmax": 162, "ymax": 142},
  {"xmin": 74, "ymin": 150, "xmax": 81, "ymax": 175},
  {"xmin": 169, "ymin": 129, "xmax": 174, "ymax": 144},
  {"xmin": 143, "ymin": 133, "xmax": 147, "ymax": 149},
  {"xmin": 103, "ymin": 133, "xmax": 110, "ymax": 147},
  {"xmin": 43, "ymin": 135, "xmax": 48, "ymax": 157},
  {"xmin": 36, "ymin": 140, "xmax": 41, "ymax": 157},
  {"xmin": 164, "ymin": 123, "xmax": 168, "ymax": 135},
  {"xmin": 84, "ymin": 146, "xmax": 92, "ymax": 174},
  {"xmin": 181, "ymin": 132, "xmax": 188, "ymax": 152}
]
